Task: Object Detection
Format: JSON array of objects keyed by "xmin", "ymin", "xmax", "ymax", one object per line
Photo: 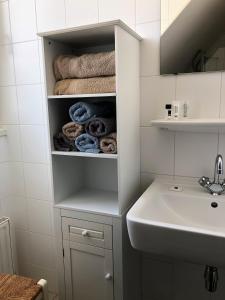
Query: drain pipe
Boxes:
[{"xmin": 204, "ymin": 265, "xmax": 218, "ymax": 292}]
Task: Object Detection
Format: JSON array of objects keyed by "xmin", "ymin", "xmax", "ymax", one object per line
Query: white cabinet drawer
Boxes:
[{"xmin": 62, "ymin": 217, "xmax": 112, "ymax": 249}]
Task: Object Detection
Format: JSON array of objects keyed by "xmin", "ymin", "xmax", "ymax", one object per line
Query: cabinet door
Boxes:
[{"xmin": 64, "ymin": 240, "xmax": 113, "ymax": 300}]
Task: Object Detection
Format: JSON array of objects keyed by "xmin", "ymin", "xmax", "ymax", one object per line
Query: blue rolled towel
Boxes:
[
  {"xmin": 75, "ymin": 133, "xmax": 100, "ymax": 153},
  {"xmin": 69, "ymin": 101, "xmax": 115, "ymax": 124}
]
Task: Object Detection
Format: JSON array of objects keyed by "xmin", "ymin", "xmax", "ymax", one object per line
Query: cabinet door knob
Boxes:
[
  {"xmin": 82, "ymin": 230, "xmax": 89, "ymax": 237},
  {"xmin": 105, "ymin": 273, "xmax": 112, "ymax": 280}
]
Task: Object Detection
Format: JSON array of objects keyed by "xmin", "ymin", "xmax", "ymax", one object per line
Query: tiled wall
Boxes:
[{"xmin": 0, "ymin": 0, "xmax": 225, "ymax": 298}]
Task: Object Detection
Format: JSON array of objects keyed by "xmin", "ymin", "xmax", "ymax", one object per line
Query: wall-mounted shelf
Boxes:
[
  {"xmin": 0, "ymin": 128, "xmax": 7, "ymax": 137},
  {"xmin": 151, "ymin": 119, "xmax": 225, "ymax": 133},
  {"xmin": 52, "ymin": 151, "xmax": 117, "ymax": 159},
  {"xmin": 48, "ymin": 93, "xmax": 116, "ymax": 99}
]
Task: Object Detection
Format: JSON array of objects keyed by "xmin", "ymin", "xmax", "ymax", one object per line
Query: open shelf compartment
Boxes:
[
  {"xmin": 52, "ymin": 155, "xmax": 119, "ymax": 216},
  {"xmin": 48, "ymin": 96, "xmax": 117, "ymax": 156}
]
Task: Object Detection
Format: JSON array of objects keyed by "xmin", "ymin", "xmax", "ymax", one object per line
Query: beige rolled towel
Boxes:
[
  {"xmin": 54, "ymin": 76, "xmax": 116, "ymax": 95},
  {"xmin": 62, "ymin": 122, "xmax": 84, "ymax": 141},
  {"xmin": 100, "ymin": 132, "xmax": 117, "ymax": 154},
  {"xmin": 54, "ymin": 51, "xmax": 115, "ymax": 80}
]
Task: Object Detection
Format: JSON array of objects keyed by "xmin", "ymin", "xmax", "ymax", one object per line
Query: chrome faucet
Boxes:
[{"xmin": 199, "ymin": 154, "xmax": 225, "ymax": 195}]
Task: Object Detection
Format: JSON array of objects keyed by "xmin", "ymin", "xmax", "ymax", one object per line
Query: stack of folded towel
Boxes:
[
  {"xmin": 53, "ymin": 51, "xmax": 116, "ymax": 95},
  {"xmin": 54, "ymin": 101, "xmax": 117, "ymax": 154}
]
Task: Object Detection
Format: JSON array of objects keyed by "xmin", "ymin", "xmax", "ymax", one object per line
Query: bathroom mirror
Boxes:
[{"xmin": 160, "ymin": 0, "xmax": 225, "ymax": 75}]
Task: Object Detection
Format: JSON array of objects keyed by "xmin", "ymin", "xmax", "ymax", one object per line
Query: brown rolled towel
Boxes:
[
  {"xmin": 54, "ymin": 76, "xmax": 116, "ymax": 95},
  {"xmin": 53, "ymin": 132, "xmax": 76, "ymax": 151},
  {"xmin": 53, "ymin": 51, "xmax": 115, "ymax": 80},
  {"xmin": 86, "ymin": 118, "xmax": 116, "ymax": 137},
  {"xmin": 100, "ymin": 132, "xmax": 117, "ymax": 154},
  {"xmin": 62, "ymin": 121, "xmax": 84, "ymax": 141}
]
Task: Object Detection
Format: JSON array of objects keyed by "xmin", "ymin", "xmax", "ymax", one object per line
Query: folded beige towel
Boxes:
[
  {"xmin": 62, "ymin": 122, "xmax": 84, "ymax": 141},
  {"xmin": 100, "ymin": 132, "xmax": 117, "ymax": 154},
  {"xmin": 54, "ymin": 51, "xmax": 115, "ymax": 80},
  {"xmin": 54, "ymin": 76, "xmax": 116, "ymax": 95}
]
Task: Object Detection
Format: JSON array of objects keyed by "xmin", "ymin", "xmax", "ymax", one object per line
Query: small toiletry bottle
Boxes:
[
  {"xmin": 172, "ymin": 101, "xmax": 180, "ymax": 119},
  {"xmin": 165, "ymin": 104, "xmax": 172, "ymax": 119},
  {"xmin": 183, "ymin": 101, "xmax": 188, "ymax": 118}
]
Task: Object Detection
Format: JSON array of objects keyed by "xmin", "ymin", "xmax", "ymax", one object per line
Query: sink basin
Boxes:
[{"xmin": 127, "ymin": 178, "xmax": 225, "ymax": 267}]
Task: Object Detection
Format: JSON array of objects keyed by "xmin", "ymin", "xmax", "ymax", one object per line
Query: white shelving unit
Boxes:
[
  {"xmin": 39, "ymin": 20, "xmax": 141, "ymax": 300},
  {"xmin": 151, "ymin": 118, "xmax": 225, "ymax": 133},
  {"xmin": 41, "ymin": 19, "xmax": 141, "ymax": 216}
]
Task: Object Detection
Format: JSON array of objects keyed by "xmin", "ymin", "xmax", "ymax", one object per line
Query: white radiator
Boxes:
[{"xmin": 0, "ymin": 217, "xmax": 14, "ymax": 274}]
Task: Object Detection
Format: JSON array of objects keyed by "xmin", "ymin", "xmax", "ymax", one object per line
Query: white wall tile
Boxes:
[
  {"xmin": 17, "ymin": 84, "xmax": 44, "ymax": 125},
  {"xmin": 9, "ymin": 162, "xmax": 25, "ymax": 197},
  {"xmin": 136, "ymin": 22, "xmax": 160, "ymax": 76},
  {"xmin": 24, "ymin": 163, "xmax": 52, "ymax": 201},
  {"xmin": 136, "ymin": 0, "xmax": 160, "ymax": 24},
  {"xmin": 140, "ymin": 172, "xmax": 155, "ymax": 192},
  {"xmin": 175, "ymin": 132, "xmax": 218, "ymax": 178},
  {"xmin": 9, "ymin": 0, "xmax": 37, "ymax": 43},
  {"xmin": 20, "ymin": 125, "xmax": 48, "ymax": 163},
  {"xmin": 29, "ymin": 232, "xmax": 56, "ymax": 269},
  {"xmin": 99, "ymin": 0, "xmax": 135, "ymax": 26},
  {"xmin": 141, "ymin": 75, "xmax": 176, "ymax": 125},
  {"xmin": 35, "ymin": 0, "xmax": 66, "ymax": 32},
  {"xmin": 38, "ymin": 40, "xmax": 45, "ymax": 84},
  {"xmin": 0, "ymin": 125, "xmax": 22, "ymax": 162},
  {"xmin": 0, "ymin": 163, "xmax": 10, "ymax": 197},
  {"xmin": 15, "ymin": 229, "xmax": 31, "ymax": 266},
  {"xmin": 176, "ymin": 73, "xmax": 221, "ymax": 118},
  {"xmin": 141, "ymin": 127, "xmax": 174, "ymax": 175},
  {"xmin": 0, "ymin": 45, "xmax": 15, "ymax": 86},
  {"xmin": 218, "ymin": 134, "xmax": 225, "ymax": 162},
  {"xmin": 65, "ymin": 0, "xmax": 98, "ymax": 27},
  {"xmin": 13, "ymin": 41, "xmax": 41, "ymax": 85},
  {"xmin": 0, "ymin": 86, "xmax": 18, "ymax": 124},
  {"xmin": 28, "ymin": 198, "xmax": 53, "ymax": 235},
  {"xmin": 2, "ymin": 196, "xmax": 28, "ymax": 230},
  {"xmin": 27, "ymin": 264, "xmax": 58, "ymax": 293},
  {"xmin": 0, "ymin": 1, "xmax": 11, "ymax": 44},
  {"xmin": 140, "ymin": 172, "xmax": 173, "ymax": 192},
  {"xmin": 220, "ymin": 72, "xmax": 225, "ymax": 118}
]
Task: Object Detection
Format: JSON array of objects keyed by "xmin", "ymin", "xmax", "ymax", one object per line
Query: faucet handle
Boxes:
[{"xmin": 199, "ymin": 176, "xmax": 211, "ymax": 187}]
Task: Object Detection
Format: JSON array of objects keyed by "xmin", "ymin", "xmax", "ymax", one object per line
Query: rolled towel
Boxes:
[
  {"xmin": 53, "ymin": 133, "xmax": 76, "ymax": 151},
  {"xmin": 62, "ymin": 122, "xmax": 84, "ymax": 141},
  {"xmin": 69, "ymin": 101, "xmax": 115, "ymax": 124},
  {"xmin": 53, "ymin": 51, "xmax": 115, "ymax": 80},
  {"xmin": 85, "ymin": 118, "xmax": 116, "ymax": 137},
  {"xmin": 100, "ymin": 132, "xmax": 117, "ymax": 154},
  {"xmin": 54, "ymin": 76, "xmax": 116, "ymax": 95},
  {"xmin": 75, "ymin": 133, "xmax": 100, "ymax": 153}
]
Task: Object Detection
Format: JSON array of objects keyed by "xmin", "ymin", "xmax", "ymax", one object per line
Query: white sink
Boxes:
[{"xmin": 127, "ymin": 178, "xmax": 225, "ymax": 266}]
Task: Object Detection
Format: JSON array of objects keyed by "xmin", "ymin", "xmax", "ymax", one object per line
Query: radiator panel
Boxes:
[{"xmin": 0, "ymin": 217, "xmax": 14, "ymax": 274}]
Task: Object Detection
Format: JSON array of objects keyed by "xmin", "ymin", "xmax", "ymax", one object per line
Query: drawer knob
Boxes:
[
  {"xmin": 105, "ymin": 273, "xmax": 112, "ymax": 280},
  {"xmin": 82, "ymin": 230, "xmax": 89, "ymax": 237}
]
